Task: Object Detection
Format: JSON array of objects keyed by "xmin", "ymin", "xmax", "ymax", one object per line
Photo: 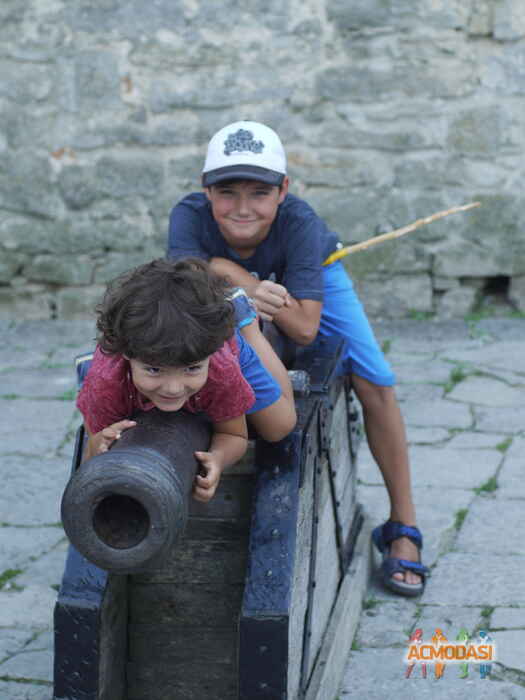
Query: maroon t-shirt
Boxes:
[{"xmin": 77, "ymin": 336, "xmax": 255, "ymax": 434}]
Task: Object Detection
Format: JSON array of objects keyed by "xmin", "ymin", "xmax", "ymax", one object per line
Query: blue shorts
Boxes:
[
  {"xmin": 319, "ymin": 262, "xmax": 395, "ymax": 386},
  {"xmin": 234, "ymin": 329, "xmax": 281, "ymax": 414}
]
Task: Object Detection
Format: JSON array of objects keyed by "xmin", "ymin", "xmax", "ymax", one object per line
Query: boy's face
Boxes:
[
  {"xmin": 128, "ymin": 357, "xmax": 210, "ymax": 412},
  {"xmin": 205, "ymin": 178, "xmax": 288, "ymax": 256}
]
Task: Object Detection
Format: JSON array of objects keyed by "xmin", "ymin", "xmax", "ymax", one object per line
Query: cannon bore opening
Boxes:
[{"xmin": 93, "ymin": 494, "xmax": 150, "ymax": 549}]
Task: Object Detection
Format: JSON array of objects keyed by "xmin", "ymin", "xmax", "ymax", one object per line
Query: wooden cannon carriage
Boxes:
[{"xmin": 54, "ymin": 335, "xmax": 372, "ymax": 700}]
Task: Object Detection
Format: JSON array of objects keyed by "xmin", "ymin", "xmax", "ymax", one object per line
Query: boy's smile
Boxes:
[
  {"xmin": 127, "ymin": 358, "xmax": 210, "ymax": 411},
  {"xmin": 205, "ymin": 178, "xmax": 288, "ymax": 257}
]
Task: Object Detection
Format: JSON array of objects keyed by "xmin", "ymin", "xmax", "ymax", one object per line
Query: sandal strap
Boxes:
[
  {"xmin": 383, "ymin": 557, "xmax": 430, "ymax": 579},
  {"xmin": 381, "ymin": 520, "xmax": 423, "ymax": 549}
]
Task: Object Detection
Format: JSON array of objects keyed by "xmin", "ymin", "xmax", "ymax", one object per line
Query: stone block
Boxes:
[
  {"xmin": 353, "ymin": 274, "xmax": 433, "ymax": 319},
  {"xmin": 422, "ymin": 552, "xmax": 525, "ymax": 605},
  {"xmin": 491, "ymin": 607, "xmax": 525, "ymax": 629},
  {"xmin": 482, "ymin": 41, "xmax": 525, "ymax": 95},
  {"xmin": 0, "ymin": 456, "xmax": 71, "ymax": 525},
  {"xmin": 447, "ymin": 104, "xmax": 515, "ymax": 154},
  {"xmin": 0, "ymin": 527, "xmax": 64, "ymax": 572},
  {"xmin": 0, "ymin": 367, "xmax": 75, "ymax": 399},
  {"xmin": 475, "ymin": 404, "xmax": 525, "ymax": 434},
  {"xmin": 0, "ymin": 284, "xmax": 52, "ymax": 320},
  {"xmin": 400, "ymin": 398, "xmax": 472, "ymax": 430},
  {"xmin": 0, "ymin": 681, "xmax": 52, "ymax": 700},
  {"xmin": 0, "ymin": 152, "xmax": 62, "ymax": 219},
  {"xmin": 55, "ymin": 285, "xmax": 105, "ymax": 320},
  {"xmin": 0, "ymin": 250, "xmax": 26, "ymax": 283},
  {"xmin": 435, "ymin": 287, "xmax": 478, "ymax": 319},
  {"xmin": 448, "ymin": 375, "xmax": 523, "ymax": 407},
  {"xmin": 0, "ymin": 398, "xmax": 76, "ymax": 454},
  {"xmin": 326, "ymin": 0, "xmax": 391, "ymax": 29},
  {"xmin": 493, "ymin": 0, "xmax": 525, "ymax": 40},
  {"xmin": 24, "ymin": 254, "xmax": 94, "ymax": 286},
  {"xmin": 509, "ymin": 275, "xmax": 525, "ymax": 311},
  {"xmin": 455, "ymin": 496, "xmax": 523, "ymax": 556},
  {"xmin": 95, "ymin": 155, "xmax": 164, "ymax": 199},
  {"xmin": 499, "ymin": 436, "xmax": 525, "ymax": 498},
  {"xmin": 491, "ymin": 630, "xmax": 525, "ymax": 672},
  {"xmin": 92, "ymin": 250, "xmax": 157, "ymax": 284},
  {"xmin": 57, "ymin": 164, "xmax": 98, "ymax": 210},
  {"xmin": 339, "ymin": 646, "xmax": 523, "ymax": 697}
]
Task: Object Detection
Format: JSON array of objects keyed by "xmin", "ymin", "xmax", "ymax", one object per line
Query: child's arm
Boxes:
[
  {"xmin": 82, "ymin": 420, "xmax": 137, "ymax": 462},
  {"xmin": 210, "ymin": 257, "xmax": 321, "ymax": 345},
  {"xmin": 193, "ymin": 415, "xmax": 248, "ymax": 502}
]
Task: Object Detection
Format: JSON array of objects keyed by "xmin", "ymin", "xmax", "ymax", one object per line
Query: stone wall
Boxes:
[{"xmin": 1, "ymin": 0, "xmax": 524, "ymax": 320}]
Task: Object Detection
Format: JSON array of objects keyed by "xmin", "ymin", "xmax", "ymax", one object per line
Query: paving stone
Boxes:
[
  {"xmin": 474, "ymin": 405, "xmax": 525, "ymax": 434},
  {"xmin": 0, "ymin": 682, "xmax": 52, "ymax": 700},
  {"xmin": 406, "ymin": 426, "xmax": 451, "ymax": 444},
  {"xmin": 408, "ymin": 446, "xmax": 501, "ymax": 490},
  {"xmin": 498, "ymin": 436, "xmax": 525, "ymax": 497},
  {"xmin": 0, "ymin": 368, "xmax": 76, "ymax": 399},
  {"xmin": 395, "ymin": 383, "xmax": 443, "ymax": 403},
  {"xmin": 447, "ymin": 432, "xmax": 510, "ymax": 449},
  {"xmin": 0, "ymin": 648, "xmax": 52, "ymax": 682},
  {"xmin": 362, "ymin": 483, "xmax": 475, "ymax": 566},
  {"xmin": 448, "ymin": 376, "xmax": 523, "ymax": 408},
  {"xmin": 0, "ymin": 629, "xmax": 33, "ymax": 662},
  {"xmin": 390, "ymin": 356, "xmax": 454, "ymax": 385},
  {"xmin": 0, "ymin": 585, "xmax": 57, "ymax": 628},
  {"xmin": 0, "ymin": 400, "xmax": 76, "ymax": 455},
  {"xmin": 24, "ymin": 630, "xmax": 53, "ymax": 653},
  {"xmin": 491, "ymin": 607, "xmax": 525, "ymax": 630},
  {"xmin": 16, "ymin": 539, "xmax": 68, "ymax": 590},
  {"xmin": 339, "ymin": 646, "xmax": 525, "ymax": 697},
  {"xmin": 455, "ymin": 497, "xmax": 523, "ymax": 555},
  {"xmin": 416, "ymin": 605, "xmax": 485, "ymax": 638},
  {"xmin": 356, "ymin": 599, "xmax": 419, "ymax": 647},
  {"xmin": 491, "ymin": 630, "xmax": 525, "ymax": 672},
  {"xmin": 401, "ymin": 399, "xmax": 473, "ymax": 430},
  {"xmin": 0, "ymin": 347, "xmax": 50, "ymax": 371},
  {"xmin": 373, "ymin": 320, "xmax": 477, "ymax": 354},
  {"xmin": 0, "ymin": 527, "xmax": 64, "ymax": 571},
  {"xmin": 0, "ymin": 456, "xmax": 71, "ymax": 525},
  {"xmin": 443, "ymin": 341, "xmax": 525, "ymax": 375},
  {"xmin": 422, "ymin": 553, "xmax": 525, "ymax": 606}
]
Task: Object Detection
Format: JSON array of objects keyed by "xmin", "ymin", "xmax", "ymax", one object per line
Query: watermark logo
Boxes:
[{"xmin": 404, "ymin": 628, "xmax": 495, "ymax": 679}]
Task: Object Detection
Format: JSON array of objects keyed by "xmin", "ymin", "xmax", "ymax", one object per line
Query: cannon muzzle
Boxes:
[{"xmin": 61, "ymin": 408, "xmax": 211, "ymax": 573}]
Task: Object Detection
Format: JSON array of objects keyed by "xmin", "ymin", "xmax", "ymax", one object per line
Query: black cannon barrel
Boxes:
[{"xmin": 61, "ymin": 408, "xmax": 211, "ymax": 574}]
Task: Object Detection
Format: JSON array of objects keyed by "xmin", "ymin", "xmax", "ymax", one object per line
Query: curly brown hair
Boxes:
[{"xmin": 96, "ymin": 257, "xmax": 235, "ymax": 366}]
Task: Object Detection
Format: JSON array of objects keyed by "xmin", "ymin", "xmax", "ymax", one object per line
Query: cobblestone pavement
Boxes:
[{"xmin": 0, "ymin": 318, "xmax": 524, "ymax": 700}]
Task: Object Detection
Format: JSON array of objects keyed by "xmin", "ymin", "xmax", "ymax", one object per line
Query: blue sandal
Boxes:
[{"xmin": 372, "ymin": 520, "xmax": 429, "ymax": 597}]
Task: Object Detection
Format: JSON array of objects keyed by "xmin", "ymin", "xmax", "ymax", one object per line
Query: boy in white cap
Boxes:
[{"xmin": 167, "ymin": 121, "xmax": 429, "ymax": 596}]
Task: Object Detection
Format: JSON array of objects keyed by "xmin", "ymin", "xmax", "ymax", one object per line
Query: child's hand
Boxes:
[
  {"xmin": 193, "ymin": 451, "xmax": 223, "ymax": 502},
  {"xmin": 88, "ymin": 419, "xmax": 137, "ymax": 457},
  {"xmin": 253, "ymin": 280, "xmax": 291, "ymax": 321}
]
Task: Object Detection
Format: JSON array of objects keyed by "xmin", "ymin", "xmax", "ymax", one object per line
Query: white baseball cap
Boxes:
[{"xmin": 202, "ymin": 121, "xmax": 287, "ymax": 187}]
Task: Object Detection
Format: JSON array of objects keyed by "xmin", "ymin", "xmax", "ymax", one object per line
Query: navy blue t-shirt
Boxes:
[{"xmin": 167, "ymin": 192, "xmax": 340, "ymax": 302}]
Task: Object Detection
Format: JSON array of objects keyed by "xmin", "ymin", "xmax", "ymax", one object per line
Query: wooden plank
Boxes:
[
  {"xmin": 132, "ymin": 538, "xmax": 249, "ymax": 584},
  {"xmin": 304, "ymin": 513, "xmax": 373, "ymax": 700},
  {"xmin": 286, "ymin": 429, "xmax": 315, "ymax": 699},
  {"xmin": 305, "ymin": 454, "xmax": 341, "ymax": 683},
  {"xmin": 128, "ymin": 582, "xmax": 244, "ymax": 626},
  {"xmin": 54, "ymin": 545, "xmax": 128, "ymax": 700},
  {"xmin": 128, "ymin": 625, "xmax": 237, "ymax": 665},
  {"xmin": 127, "ymin": 626, "xmax": 238, "ymax": 700},
  {"xmin": 189, "ymin": 474, "xmax": 255, "ymax": 520},
  {"xmin": 127, "ymin": 659, "xmax": 237, "ymax": 700}
]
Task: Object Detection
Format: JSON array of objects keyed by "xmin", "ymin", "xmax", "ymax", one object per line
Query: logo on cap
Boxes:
[{"xmin": 224, "ymin": 129, "xmax": 264, "ymax": 156}]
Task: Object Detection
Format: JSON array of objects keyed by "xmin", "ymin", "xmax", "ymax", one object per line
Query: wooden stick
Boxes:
[{"xmin": 322, "ymin": 201, "xmax": 481, "ymax": 266}]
